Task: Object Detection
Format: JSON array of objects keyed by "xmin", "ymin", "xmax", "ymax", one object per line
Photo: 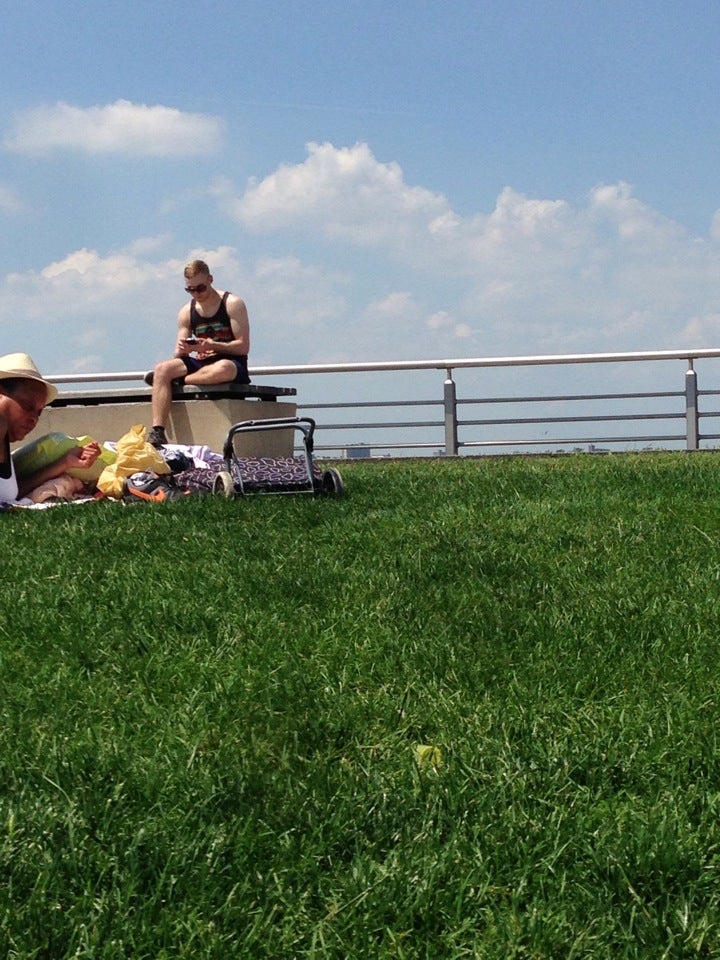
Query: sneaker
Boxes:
[
  {"xmin": 144, "ymin": 371, "xmax": 186, "ymax": 391},
  {"xmin": 123, "ymin": 471, "xmax": 190, "ymax": 503},
  {"xmin": 148, "ymin": 426, "xmax": 168, "ymax": 448}
]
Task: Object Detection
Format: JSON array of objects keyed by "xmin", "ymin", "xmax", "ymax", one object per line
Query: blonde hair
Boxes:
[{"xmin": 184, "ymin": 259, "xmax": 210, "ymax": 278}]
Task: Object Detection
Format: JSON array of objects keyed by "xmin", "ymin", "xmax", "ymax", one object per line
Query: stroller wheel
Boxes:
[
  {"xmin": 212, "ymin": 470, "xmax": 234, "ymax": 498},
  {"xmin": 322, "ymin": 467, "xmax": 345, "ymax": 498}
]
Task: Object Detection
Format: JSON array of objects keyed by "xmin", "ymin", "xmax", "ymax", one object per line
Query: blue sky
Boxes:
[{"xmin": 2, "ymin": 0, "xmax": 720, "ymax": 399}]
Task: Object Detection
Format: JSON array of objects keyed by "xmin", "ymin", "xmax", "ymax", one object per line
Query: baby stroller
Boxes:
[{"xmin": 212, "ymin": 417, "xmax": 344, "ymax": 498}]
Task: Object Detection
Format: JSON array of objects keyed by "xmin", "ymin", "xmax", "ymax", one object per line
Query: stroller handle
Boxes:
[{"xmin": 222, "ymin": 417, "xmax": 316, "ymax": 460}]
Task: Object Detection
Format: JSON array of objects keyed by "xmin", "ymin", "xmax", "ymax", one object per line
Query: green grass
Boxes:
[{"xmin": 2, "ymin": 452, "xmax": 720, "ymax": 958}]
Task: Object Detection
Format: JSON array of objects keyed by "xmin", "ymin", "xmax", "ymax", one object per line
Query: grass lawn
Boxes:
[{"xmin": 2, "ymin": 452, "xmax": 720, "ymax": 958}]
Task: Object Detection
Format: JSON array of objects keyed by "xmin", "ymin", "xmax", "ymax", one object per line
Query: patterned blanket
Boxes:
[{"xmin": 175, "ymin": 456, "xmax": 321, "ymax": 495}]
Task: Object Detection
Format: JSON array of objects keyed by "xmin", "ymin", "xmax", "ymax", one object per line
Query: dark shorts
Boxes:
[{"xmin": 181, "ymin": 354, "xmax": 250, "ymax": 384}]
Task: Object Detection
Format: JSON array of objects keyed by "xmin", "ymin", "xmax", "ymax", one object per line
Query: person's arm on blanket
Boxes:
[{"xmin": 17, "ymin": 441, "xmax": 101, "ymax": 499}]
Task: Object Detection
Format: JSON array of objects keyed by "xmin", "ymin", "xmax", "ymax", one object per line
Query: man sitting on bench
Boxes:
[{"xmin": 147, "ymin": 259, "xmax": 250, "ymax": 448}]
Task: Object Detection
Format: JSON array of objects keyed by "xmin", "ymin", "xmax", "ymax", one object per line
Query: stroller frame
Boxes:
[{"xmin": 212, "ymin": 417, "xmax": 344, "ymax": 498}]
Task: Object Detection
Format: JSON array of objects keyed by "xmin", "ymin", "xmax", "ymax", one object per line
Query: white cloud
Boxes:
[
  {"xmin": 217, "ymin": 142, "xmax": 720, "ymax": 356},
  {"xmin": 0, "ymin": 246, "xmax": 181, "ymax": 373},
  {"xmin": 0, "ymin": 244, "xmax": 352, "ymax": 372},
  {"xmin": 369, "ymin": 291, "xmax": 415, "ymax": 317},
  {"xmin": 39, "ymin": 248, "xmax": 165, "ymax": 296},
  {"xmin": 224, "ymin": 141, "xmax": 449, "ymax": 246},
  {"xmin": 3, "ymin": 100, "xmax": 223, "ymax": 157},
  {"xmin": 4, "ymin": 143, "xmax": 720, "ymax": 376},
  {"xmin": 679, "ymin": 313, "xmax": 720, "ymax": 345},
  {"xmin": 426, "ymin": 311, "xmax": 453, "ymax": 330},
  {"xmin": 0, "ymin": 184, "xmax": 24, "ymax": 214},
  {"xmin": 243, "ymin": 255, "xmax": 349, "ymax": 362},
  {"xmin": 68, "ymin": 354, "xmax": 104, "ymax": 374}
]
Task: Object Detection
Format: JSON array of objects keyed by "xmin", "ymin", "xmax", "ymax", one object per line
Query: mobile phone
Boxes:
[{"xmin": 184, "ymin": 335, "xmax": 198, "ymax": 344}]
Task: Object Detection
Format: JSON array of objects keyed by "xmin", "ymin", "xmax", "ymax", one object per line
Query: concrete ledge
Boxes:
[{"xmin": 24, "ymin": 384, "xmax": 298, "ymax": 456}]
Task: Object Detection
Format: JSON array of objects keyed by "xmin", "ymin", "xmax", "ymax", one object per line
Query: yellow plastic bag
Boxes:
[
  {"xmin": 97, "ymin": 424, "xmax": 170, "ymax": 498},
  {"xmin": 12, "ymin": 431, "xmax": 117, "ymax": 482}
]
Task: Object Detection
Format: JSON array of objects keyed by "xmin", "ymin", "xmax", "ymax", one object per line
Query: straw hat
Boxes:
[{"xmin": 0, "ymin": 352, "xmax": 58, "ymax": 403}]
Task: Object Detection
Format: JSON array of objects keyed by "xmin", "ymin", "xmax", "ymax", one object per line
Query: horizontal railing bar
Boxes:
[
  {"xmin": 309, "ymin": 432, "xmax": 687, "ymax": 453},
  {"xmin": 460, "ymin": 434, "xmax": 685, "ymax": 448},
  {"xmin": 314, "ymin": 420, "xmax": 443, "ymax": 431},
  {"xmin": 301, "ymin": 392, "xmax": 684, "ymax": 413},
  {"xmin": 462, "ymin": 412, "xmax": 684, "ymax": 427},
  {"xmin": 247, "ymin": 348, "xmax": 720, "ymax": 375},
  {"xmin": 315, "ymin": 434, "xmax": 684, "ymax": 460},
  {"xmin": 307, "ymin": 412, "xmax": 686, "ymax": 432},
  {"xmin": 460, "ymin": 391, "xmax": 683, "ymax": 405},
  {"xmin": 314, "ymin": 442, "xmax": 443, "ymax": 451},
  {"xmin": 299, "ymin": 399, "xmax": 443, "ymax": 410}
]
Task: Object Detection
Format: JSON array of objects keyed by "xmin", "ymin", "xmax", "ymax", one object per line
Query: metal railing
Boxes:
[{"xmin": 47, "ymin": 347, "xmax": 720, "ymax": 456}]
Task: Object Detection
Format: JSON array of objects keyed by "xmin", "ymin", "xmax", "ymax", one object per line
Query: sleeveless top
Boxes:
[
  {"xmin": 0, "ymin": 435, "xmax": 19, "ymax": 502},
  {"xmin": 190, "ymin": 292, "xmax": 248, "ymax": 358}
]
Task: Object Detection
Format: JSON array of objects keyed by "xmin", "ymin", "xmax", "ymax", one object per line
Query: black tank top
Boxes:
[
  {"xmin": 190, "ymin": 292, "xmax": 238, "ymax": 345},
  {"xmin": 0, "ymin": 436, "xmax": 11, "ymax": 479}
]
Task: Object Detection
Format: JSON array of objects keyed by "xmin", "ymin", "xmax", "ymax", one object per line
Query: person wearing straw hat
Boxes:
[{"xmin": 0, "ymin": 352, "xmax": 101, "ymax": 502}]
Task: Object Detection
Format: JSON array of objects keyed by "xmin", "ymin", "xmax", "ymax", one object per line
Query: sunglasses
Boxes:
[{"xmin": 185, "ymin": 283, "xmax": 208, "ymax": 294}]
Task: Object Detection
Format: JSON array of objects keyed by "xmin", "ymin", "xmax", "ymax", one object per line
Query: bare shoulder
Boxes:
[
  {"xmin": 225, "ymin": 292, "xmax": 248, "ymax": 320},
  {"xmin": 178, "ymin": 303, "xmax": 192, "ymax": 334}
]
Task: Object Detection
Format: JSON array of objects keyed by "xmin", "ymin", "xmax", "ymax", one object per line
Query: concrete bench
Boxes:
[{"xmin": 29, "ymin": 382, "xmax": 298, "ymax": 455}]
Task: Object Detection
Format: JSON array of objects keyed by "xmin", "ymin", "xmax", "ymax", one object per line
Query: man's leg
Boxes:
[
  {"xmin": 150, "ymin": 358, "xmax": 188, "ymax": 445},
  {"xmin": 184, "ymin": 359, "xmax": 239, "ymax": 386}
]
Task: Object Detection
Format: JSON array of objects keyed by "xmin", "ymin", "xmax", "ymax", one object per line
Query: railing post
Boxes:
[
  {"xmin": 685, "ymin": 360, "xmax": 699, "ymax": 450},
  {"xmin": 444, "ymin": 367, "xmax": 459, "ymax": 456}
]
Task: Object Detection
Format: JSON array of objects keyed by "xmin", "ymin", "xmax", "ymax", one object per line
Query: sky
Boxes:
[{"xmin": 2, "ymin": 0, "xmax": 720, "ymax": 412}]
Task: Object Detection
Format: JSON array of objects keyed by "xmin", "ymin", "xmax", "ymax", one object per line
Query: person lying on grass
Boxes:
[{"xmin": 0, "ymin": 352, "xmax": 100, "ymax": 502}]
